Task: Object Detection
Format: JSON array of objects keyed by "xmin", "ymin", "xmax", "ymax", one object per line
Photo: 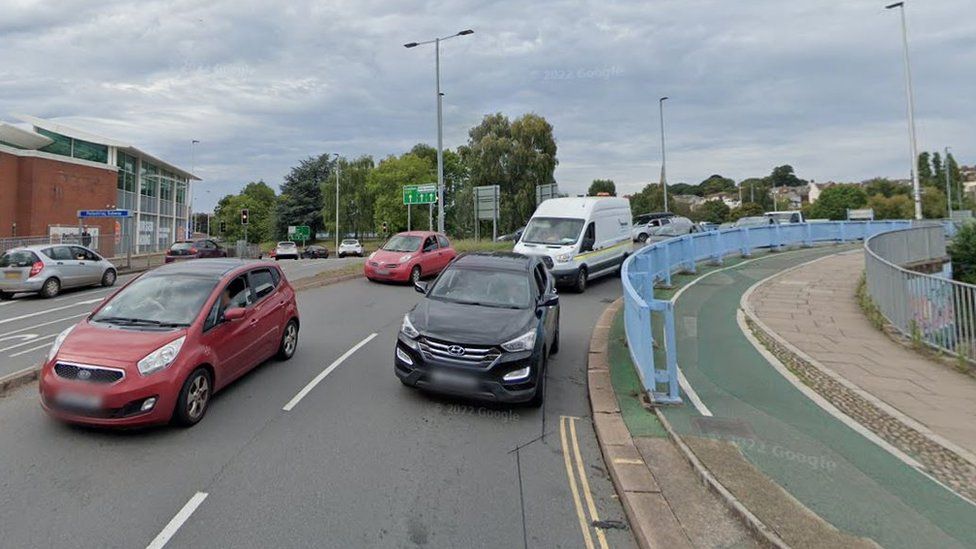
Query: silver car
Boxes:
[{"xmin": 0, "ymin": 244, "xmax": 117, "ymax": 299}]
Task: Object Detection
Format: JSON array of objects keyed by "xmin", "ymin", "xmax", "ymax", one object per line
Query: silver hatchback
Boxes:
[{"xmin": 0, "ymin": 244, "xmax": 117, "ymax": 299}]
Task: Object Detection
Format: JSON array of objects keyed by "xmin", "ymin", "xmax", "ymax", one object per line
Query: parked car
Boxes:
[
  {"xmin": 165, "ymin": 239, "xmax": 228, "ymax": 263},
  {"xmin": 698, "ymin": 222, "xmax": 720, "ymax": 232},
  {"xmin": 764, "ymin": 211, "xmax": 804, "ymax": 224},
  {"xmin": 632, "ymin": 216, "xmax": 695, "ymax": 243},
  {"xmin": 633, "ymin": 212, "xmax": 676, "ymax": 226},
  {"xmin": 395, "ymin": 252, "xmax": 559, "ymax": 407},
  {"xmin": 364, "ymin": 231, "xmax": 457, "ymax": 284},
  {"xmin": 39, "ymin": 259, "xmax": 299, "ymax": 428},
  {"xmin": 0, "ymin": 245, "xmax": 117, "ymax": 300},
  {"xmin": 338, "ymin": 239, "xmax": 364, "ymax": 257},
  {"xmin": 274, "ymin": 241, "xmax": 300, "ymax": 260},
  {"xmin": 514, "ymin": 197, "xmax": 633, "ymax": 293},
  {"xmin": 734, "ymin": 216, "xmax": 777, "ymax": 228},
  {"xmin": 302, "ymin": 245, "xmax": 329, "ymax": 259}
]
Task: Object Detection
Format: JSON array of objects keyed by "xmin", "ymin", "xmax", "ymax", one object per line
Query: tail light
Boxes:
[
  {"xmin": 29, "ymin": 261, "xmax": 43, "ymax": 277},
  {"xmin": 189, "ymin": 248, "xmax": 198, "ymax": 255}
]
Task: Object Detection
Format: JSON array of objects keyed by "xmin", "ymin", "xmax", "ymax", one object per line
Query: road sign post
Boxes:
[
  {"xmin": 474, "ymin": 185, "xmax": 500, "ymax": 241},
  {"xmin": 288, "ymin": 225, "xmax": 311, "ymax": 246}
]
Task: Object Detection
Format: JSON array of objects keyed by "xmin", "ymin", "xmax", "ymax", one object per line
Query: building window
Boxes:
[
  {"xmin": 35, "ymin": 128, "xmax": 108, "ymax": 163},
  {"xmin": 116, "ymin": 152, "xmax": 137, "ymax": 193},
  {"xmin": 160, "ymin": 173, "xmax": 173, "ymax": 202},
  {"xmin": 141, "ymin": 162, "xmax": 158, "ymax": 197},
  {"xmin": 37, "ymin": 128, "xmax": 71, "ymax": 156},
  {"xmin": 175, "ymin": 181, "xmax": 187, "ymax": 205}
]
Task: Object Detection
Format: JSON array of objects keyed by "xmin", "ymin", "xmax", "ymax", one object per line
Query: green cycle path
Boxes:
[{"xmin": 616, "ymin": 246, "xmax": 975, "ymax": 548}]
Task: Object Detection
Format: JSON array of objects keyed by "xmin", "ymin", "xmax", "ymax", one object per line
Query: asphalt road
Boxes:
[
  {"xmin": 0, "ymin": 271, "xmax": 636, "ymax": 548},
  {"xmin": 0, "ymin": 257, "xmax": 362, "ymax": 378}
]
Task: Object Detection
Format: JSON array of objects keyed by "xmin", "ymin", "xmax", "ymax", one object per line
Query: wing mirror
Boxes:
[
  {"xmin": 539, "ymin": 294, "xmax": 559, "ymax": 308},
  {"xmin": 223, "ymin": 307, "xmax": 246, "ymax": 321},
  {"xmin": 414, "ymin": 280, "xmax": 429, "ymax": 294}
]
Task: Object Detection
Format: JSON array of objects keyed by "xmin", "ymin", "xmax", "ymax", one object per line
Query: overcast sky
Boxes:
[{"xmin": 1, "ymin": 0, "xmax": 972, "ymax": 210}]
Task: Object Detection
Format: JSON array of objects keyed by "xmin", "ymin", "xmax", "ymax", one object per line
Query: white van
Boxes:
[{"xmin": 513, "ymin": 197, "xmax": 633, "ymax": 292}]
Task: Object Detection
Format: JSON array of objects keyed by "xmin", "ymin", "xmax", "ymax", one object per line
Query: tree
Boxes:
[
  {"xmin": 921, "ymin": 187, "xmax": 947, "ymax": 219},
  {"xmin": 276, "ymin": 155, "xmax": 328, "ymax": 238},
  {"xmin": 669, "ymin": 182, "xmax": 700, "ymax": 196},
  {"xmin": 917, "ymin": 152, "xmax": 933, "ymax": 186},
  {"xmin": 766, "ymin": 165, "xmax": 806, "ymax": 188},
  {"xmin": 931, "ymin": 152, "xmax": 944, "ymax": 186},
  {"xmin": 867, "ymin": 193, "xmax": 913, "ymax": 220},
  {"xmin": 696, "ymin": 199, "xmax": 731, "ymax": 223},
  {"xmin": 461, "ymin": 113, "xmax": 558, "ymax": 233},
  {"xmin": 587, "ymin": 179, "xmax": 616, "ymax": 196},
  {"xmin": 628, "ymin": 183, "xmax": 672, "ymax": 215},
  {"xmin": 322, "ymin": 155, "xmax": 376, "ymax": 239},
  {"xmin": 862, "ymin": 177, "xmax": 909, "ymax": 198},
  {"xmin": 949, "ymin": 222, "xmax": 976, "ymax": 284},
  {"xmin": 739, "ymin": 178, "xmax": 774, "ymax": 210},
  {"xmin": 366, "ymin": 153, "xmax": 434, "ymax": 233},
  {"xmin": 699, "ymin": 174, "xmax": 736, "ymax": 195},
  {"xmin": 729, "ymin": 202, "xmax": 765, "ymax": 220},
  {"xmin": 213, "ymin": 181, "xmax": 278, "ymax": 244},
  {"xmin": 807, "ymin": 184, "xmax": 867, "ymax": 220}
]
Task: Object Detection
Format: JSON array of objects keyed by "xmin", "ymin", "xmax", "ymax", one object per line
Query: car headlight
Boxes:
[
  {"xmin": 401, "ymin": 314, "xmax": 420, "ymax": 339},
  {"xmin": 47, "ymin": 325, "xmax": 76, "ymax": 362},
  {"xmin": 399, "ymin": 254, "xmax": 413, "ymax": 263},
  {"xmin": 555, "ymin": 253, "xmax": 573, "ymax": 263},
  {"xmin": 137, "ymin": 336, "xmax": 186, "ymax": 376},
  {"xmin": 501, "ymin": 330, "xmax": 537, "ymax": 352}
]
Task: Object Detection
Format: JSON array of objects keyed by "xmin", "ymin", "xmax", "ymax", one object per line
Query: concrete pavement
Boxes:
[{"xmin": 0, "ymin": 273, "xmax": 636, "ymax": 548}]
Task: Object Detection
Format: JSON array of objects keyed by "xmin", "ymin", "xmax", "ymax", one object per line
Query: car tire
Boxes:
[
  {"xmin": 101, "ymin": 269, "xmax": 117, "ymax": 287},
  {"xmin": 40, "ymin": 277, "xmax": 60, "ymax": 298},
  {"xmin": 277, "ymin": 319, "xmax": 299, "ymax": 360},
  {"xmin": 572, "ymin": 267, "xmax": 587, "ymax": 293},
  {"xmin": 173, "ymin": 368, "xmax": 212, "ymax": 427},
  {"xmin": 550, "ymin": 322, "xmax": 560, "ymax": 355},
  {"xmin": 0, "ymin": 291, "xmax": 11, "ymax": 301},
  {"xmin": 528, "ymin": 353, "xmax": 546, "ymax": 408},
  {"xmin": 637, "ymin": 233, "xmax": 648, "ymax": 243},
  {"xmin": 410, "ymin": 266, "xmax": 422, "ymax": 284}
]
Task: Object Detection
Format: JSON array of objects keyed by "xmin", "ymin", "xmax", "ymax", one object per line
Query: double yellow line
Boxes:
[{"xmin": 560, "ymin": 416, "xmax": 610, "ymax": 549}]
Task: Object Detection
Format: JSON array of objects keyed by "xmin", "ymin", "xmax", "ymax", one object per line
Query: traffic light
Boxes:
[
  {"xmin": 382, "ymin": 222, "xmax": 388, "ymax": 234},
  {"xmin": 219, "ymin": 221, "xmax": 227, "ymax": 233},
  {"xmin": 241, "ymin": 209, "xmax": 249, "ymax": 225}
]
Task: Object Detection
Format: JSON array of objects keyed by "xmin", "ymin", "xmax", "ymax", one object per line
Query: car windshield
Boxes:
[
  {"xmin": 383, "ymin": 235, "xmax": 421, "ymax": 252},
  {"xmin": 521, "ymin": 217, "xmax": 585, "ymax": 245},
  {"xmin": 0, "ymin": 251, "xmax": 38, "ymax": 268},
  {"xmin": 91, "ymin": 274, "xmax": 217, "ymax": 327},
  {"xmin": 171, "ymin": 242, "xmax": 194, "ymax": 250},
  {"xmin": 736, "ymin": 217, "xmax": 768, "ymax": 227},
  {"xmin": 428, "ymin": 267, "xmax": 531, "ymax": 309}
]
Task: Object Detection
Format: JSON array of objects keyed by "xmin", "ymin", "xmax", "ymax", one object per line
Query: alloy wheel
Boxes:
[{"xmin": 186, "ymin": 375, "xmax": 210, "ymax": 420}]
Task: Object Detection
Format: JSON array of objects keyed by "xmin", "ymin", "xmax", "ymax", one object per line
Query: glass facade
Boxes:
[{"xmin": 36, "ymin": 128, "xmax": 108, "ymax": 163}]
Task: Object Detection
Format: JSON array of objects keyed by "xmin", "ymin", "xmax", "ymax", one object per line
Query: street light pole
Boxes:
[
  {"xmin": 333, "ymin": 153, "xmax": 340, "ymax": 253},
  {"xmin": 405, "ymin": 29, "xmax": 474, "ymax": 234},
  {"xmin": 659, "ymin": 96, "xmax": 669, "ymax": 212},
  {"xmin": 945, "ymin": 146, "xmax": 953, "ymax": 218},
  {"xmin": 190, "ymin": 139, "xmax": 199, "ymax": 237},
  {"xmin": 886, "ymin": 2, "xmax": 922, "ymax": 220}
]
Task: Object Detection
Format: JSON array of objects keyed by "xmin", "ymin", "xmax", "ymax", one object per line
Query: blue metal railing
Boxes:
[{"xmin": 621, "ymin": 220, "xmax": 916, "ymax": 404}]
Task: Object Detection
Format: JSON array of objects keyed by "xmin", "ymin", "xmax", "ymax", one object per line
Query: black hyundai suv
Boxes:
[{"xmin": 394, "ymin": 252, "xmax": 560, "ymax": 407}]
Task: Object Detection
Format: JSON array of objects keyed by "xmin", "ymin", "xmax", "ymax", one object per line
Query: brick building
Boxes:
[{"xmin": 0, "ymin": 115, "xmax": 198, "ymax": 257}]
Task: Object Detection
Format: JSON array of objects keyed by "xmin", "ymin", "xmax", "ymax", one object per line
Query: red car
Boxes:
[
  {"xmin": 364, "ymin": 231, "xmax": 457, "ymax": 284},
  {"xmin": 39, "ymin": 259, "xmax": 299, "ymax": 428},
  {"xmin": 165, "ymin": 239, "xmax": 228, "ymax": 263}
]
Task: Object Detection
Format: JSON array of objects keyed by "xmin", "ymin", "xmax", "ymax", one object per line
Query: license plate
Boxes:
[
  {"xmin": 55, "ymin": 391, "xmax": 102, "ymax": 410},
  {"xmin": 430, "ymin": 370, "xmax": 478, "ymax": 390},
  {"xmin": 376, "ymin": 268, "xmax": 390, "ymax": 275},
  {"xmin": 4, "ymin": 271, "xmax": 20, "ymax": 280}
]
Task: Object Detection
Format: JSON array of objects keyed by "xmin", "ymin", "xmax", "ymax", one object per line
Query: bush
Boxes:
[
  {"xmin": 807, "ymin": 184, "xmax": 867, "ymax": 220},
  {"xmin": 948, "ymin": 222, "xmax": 976, "ymax": 284}
]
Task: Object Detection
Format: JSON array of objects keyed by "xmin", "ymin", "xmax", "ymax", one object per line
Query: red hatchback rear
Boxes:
[
  {"xmin": 364, "ymin": 231, "xmax": 456, "ymax": 284},
  {"xmin": 39, "ymin": 259, "xmax": 299, "ymax": 428}
]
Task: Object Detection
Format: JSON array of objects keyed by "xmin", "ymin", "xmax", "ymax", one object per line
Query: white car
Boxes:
[
  {"xmin": 338, "ymin": 239, "xmax": 364, "ymax": 257},
  {"xmin": 274, "ymin": 241, "xmax": 300, "ymax": 260},
  {"xmin": 632, "ymin": 216, "xmax": 695, "ymax": 243}
]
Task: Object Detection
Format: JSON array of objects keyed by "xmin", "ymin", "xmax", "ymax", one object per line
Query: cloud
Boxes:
[{"xmin": 0, "ymin": 0, "xmax": 971, "ymax": 209}]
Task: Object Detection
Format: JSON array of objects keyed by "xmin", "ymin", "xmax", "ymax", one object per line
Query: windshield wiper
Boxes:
[{"xmin": 95, "ymin": 317, "xmax": 188, "ymax": 327}]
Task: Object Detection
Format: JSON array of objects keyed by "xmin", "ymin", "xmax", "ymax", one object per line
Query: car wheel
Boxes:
[
  {"xmin": 637, "ymin": 233, "xmax": 648, "ymax": 243},
  {"xmin": 410, "ymin": 266, "xmax": 422, "ymax": 284},
  {"xmin": 0, "ymin": 291, "xmax": 11, "ymax": 301},
  {"xmin": 101, "ymin": 269, "xmax": 117, "ymax": 287},
  {"xmin": 40, "ymin": 277, "xmax": 61, "ymax": 298},
  {"xmin": 277, "ymin": 319, "xmax": 299, "ymax": 360},
  {"xmin": 173, "ymin": 368, "xmax": 212, "ymax": 427},
  {"xmin": 572, "ymin": 267, "xmax": 587, "ymax": 293},
  {"xmin": 528, "ymin": 353, "xmax": 547, "ymax": 408}
]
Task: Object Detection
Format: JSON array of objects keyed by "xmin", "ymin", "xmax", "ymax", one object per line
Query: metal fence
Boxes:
[
  {"xmin": 622, "ymin": 220, "xmax": 915, "ymax": 404},
  {"xmin": 864, "ymin": 224, "xmax": 975, "ymax": 362}
]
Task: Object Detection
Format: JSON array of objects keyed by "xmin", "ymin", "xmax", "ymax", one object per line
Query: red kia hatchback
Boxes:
[
  {"xmin": 39, "ymin": 259, "xmax": 299, "ymax": 428},
  {"xmin": 364, "ymin": 231, "xmax": 457, "ymax": 284}
]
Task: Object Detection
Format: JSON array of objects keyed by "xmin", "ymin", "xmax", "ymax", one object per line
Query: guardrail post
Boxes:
[
  {"xmin": 660, "ymin": 302, "xmax": 682, "ymax": 404},
  {"xmin": 682, "ymin": 235, "xmax": 696, "ymax": 274},
  {"xmin": 772, "ymin": 222, "xmax": 783, "ymax": 251},
  {"xmin": 838, "ymin": 222, "xmax": 846, "ymax": 243},
  {"xmin": 740, "ymin": 227, "xmax": 751, "ymax": 257},
  {"xmin": 710, "ymin": 230, "xmax": 723, "ymax": 265},
  {"xmin": 659, "ymin": 245, "xmax": 673, "ymax": 288},
  {"xmin": 803, "ymin": 223, "xmax": 813, "ymax": 247}
]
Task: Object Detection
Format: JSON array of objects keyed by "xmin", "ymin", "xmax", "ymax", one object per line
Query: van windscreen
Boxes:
[{"xmin": 522, "ymin": 217, "xmax": 585, "ymax": 245}]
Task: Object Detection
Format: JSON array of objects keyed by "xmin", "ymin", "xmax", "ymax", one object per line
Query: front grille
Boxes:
[
  {"xmin": 418, "ymin": 337, "xmax": 501, "ymax": 367},
  {"xmin": 385, "ymin": 264, "xmax": 398, "ymax": 269},
  {"xmin": 54, "ymin": 363, "xmax": 124, "ymax": 384}
]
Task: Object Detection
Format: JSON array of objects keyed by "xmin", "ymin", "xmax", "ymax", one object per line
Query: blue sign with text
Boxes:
[{"xmin": 77, "ymin": 209, "xmax": 132, "ymax": 218}]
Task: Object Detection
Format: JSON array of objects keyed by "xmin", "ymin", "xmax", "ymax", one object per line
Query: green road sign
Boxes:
[
  {"xmin": 288, "ymin": 225, "xmax": 311, "ymax": 241},
  {"xmin": 403, "ymin": 183, "xmax": 437, "ymax": 205}
]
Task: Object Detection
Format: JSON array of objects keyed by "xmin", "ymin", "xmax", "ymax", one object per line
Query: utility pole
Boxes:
[
  {"xmin": 886, "ymin": 2, "xmax": 922, "ymax": 220},
  {"xmin": 659, "ymin": 96, "xmax": 669, "ymax": 212},
  {"xmin": 945, "ymin": 146, "xmax": 953, "ymax": 218},
  {"xmin": 333, "ymin": 153, "xmax": 340, "ymax": 253}
]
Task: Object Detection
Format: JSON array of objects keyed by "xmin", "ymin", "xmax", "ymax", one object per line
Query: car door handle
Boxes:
[{"xmin": 56, "ymin": 262, "xmax": 63, "ymax": 265}]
